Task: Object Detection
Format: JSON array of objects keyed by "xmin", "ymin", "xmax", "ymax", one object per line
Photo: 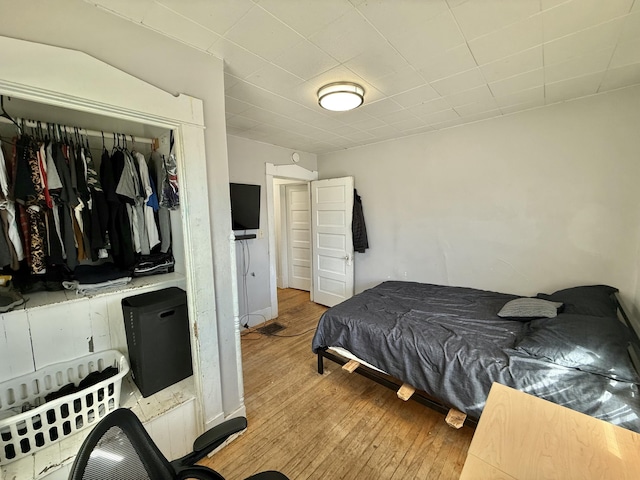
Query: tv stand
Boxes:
[{"xmin": 234, "ymin": 233, "xmax": 257, "ymax": 240}]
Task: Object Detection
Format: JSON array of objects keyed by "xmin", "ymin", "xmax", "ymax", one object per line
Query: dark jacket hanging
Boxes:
[{"xmin": 352, "ymin": 189, "xmax": 369, "ymax": 253}]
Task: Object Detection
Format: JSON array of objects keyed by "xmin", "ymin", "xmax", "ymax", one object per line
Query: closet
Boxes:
[{"xmin": 0, "ymin": 36, "xmax": 229, "ymax": 480}]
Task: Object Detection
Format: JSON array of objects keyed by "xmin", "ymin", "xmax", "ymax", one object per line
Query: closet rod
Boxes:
[{"xmin": 0, "ymin": 116, "xmax": 156, "ymax": 145}]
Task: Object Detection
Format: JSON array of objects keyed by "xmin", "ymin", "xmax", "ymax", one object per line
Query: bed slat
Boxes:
[
  {"xmin": 397, "ymin": 383, "xmax": 416, "ymax": 401},
  {"xmin": 446, "ymin": 409, "xmax": 467, "ymax": 429},
  {"xmin": 342, "ymin": 359, "xmax": 360, "ymax": 373}
]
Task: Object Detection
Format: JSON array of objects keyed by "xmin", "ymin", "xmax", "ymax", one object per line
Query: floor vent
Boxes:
[{"xmin": 257, "ymin": 322, "xmax": 285, "ymax": 335}]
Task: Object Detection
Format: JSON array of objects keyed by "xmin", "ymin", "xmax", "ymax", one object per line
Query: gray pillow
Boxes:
[{"xmin": 497, "ymin": 297, "xmax": 563, "ymax": 320}]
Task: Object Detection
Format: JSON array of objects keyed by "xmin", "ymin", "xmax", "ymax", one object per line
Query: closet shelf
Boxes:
[{"xmin": 20, "ymin": 273, "xmax": 186, "ymax": 310}]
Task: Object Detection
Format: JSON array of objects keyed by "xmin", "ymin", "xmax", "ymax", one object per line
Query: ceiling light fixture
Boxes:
[{"xmin": 317, "ymin": 82, "xmax": 364, "ymax": 111}]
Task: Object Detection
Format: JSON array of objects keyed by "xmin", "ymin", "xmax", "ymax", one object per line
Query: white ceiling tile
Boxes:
[
  {"xmin": 356, "ymin": 0, "xmax": 449, "ymax": 40},
  {"xmin": 468, "ymin": 14, "xmax": 543, "ymax": 65},
  {"xmin": 480, "ymin": 47, "xmax": 543, "ymax": 83},
  {"xmin": 444, "ymin": 84, "xmax": 494, "ymax": 106},
  {"xmin": 208, "ymin": 38, "xmax": 269, "ymax": 79},
  {"xmin": 599, "ymin": 63, "xmax": 640, "ymax": 91},
  {"xmin": 225, "ymin": 82, "xmax": 290, "ymax": 112},
  {"xmin": 344, "ymin": 43, "xmax": 411, "ymax": 81},
  {"xmin": 545, "ymin": 48, "xmax": 613, "ymax": 83},
  {"xmin": 452, "ymin": 0, "xmax": 540, "ymax": 41},
  {"xmin": 225, "ymin": 6, "xmax": 303, "ymax": 61},
  {"xmin": 358, "ymin": 97, "xmax": 404, "ymax": 116},
  {"xmin": 447, "ymin": 0, "xmax": 471, "ymax": 8},
  {"xmin": 227, "ymin": 126, "xmax": 248, "ymax": 136},
  {"xmin": 156, "ymin": 0, "xmax": 254, "ymax": 35},
  {"xmin": 496, "ymin": 85, "xmax": 544, "ymax": 109},
  {"xmin": 376, "ymin": 109, "xmax": 418, "ymax": 125},
  {"xmin": 224, "ymin": 73, "xmax": 241, "ymax": 92},
  {"xmin": 422, "ymin": 108, "xmax": 461, "ymax": 125},
  {"xmin": 245, "ymin": 64, "xmax": 304, "ymax": 96},
  {"xmin": 620, "ymin": 12, "xmax": 640, "ymax": 41},
  {"xmin": 388, "ymin": 11, "xmax": 467, "ymax": 67},
  {"xmin": 349, "ymin": 116, "xmax": 386, "ymax": 131},
  {"xmin": 141, "ymin": 3, "xmax": 220, "ymax": 50},
  {"xmin": 488, "ymin": 68, "xmax": 544, "ymax": 97},
  {"xmin": 542, "ymin": 0, "xmax": 633, "ymax": 42},
  {"xmin": 93, "ymin": 0, "xmax": 154, "ymax": 22},
  {"xmin": 402, "ymin": 125, "xmax": 434, "ymax": 137},
  {"xmin": 456, "ymin": 108, "xmax": 503, "ymax": 123},
  {"xmin": 226, "ymin": 114, "xmax": 261, "ymax": 131},
  {"xmin": 389, "ymin": 117, "xmax": 428, "ymax": 132},
  {"xmin": 454, "ymin": 97, "xmax": 500, "ymax": 117},
  {"xmin": 417, "ymin": 44, "xmax": 478, "ymax": 82},
  {"xmin": 342, "ymin": 131, "xmax": 378, "ymax": 142},
  {"xmin": 500, "ymin": 98, "xmax": 545, "ymax": 114},
  {"xmin": 408, "ymin": 97, "xmax": 453, "ymax": 118},
  {"xmin": 543, "ymin": 18, "xmax": 625, "ymax": 65},
  {"xmin": 430, "ymin": 117, "xmax": 469, "ymax": 130},
  {"xmin": 540, "ymin": 0, "xmax": 571, "ymax": 10},
  {"xmin": 391, "ymin": 84, "xmax": 440, "ymax": 108},
  {"xmin": 430, "ymin": 68, "xmax": 486, "ymax": 96},
  {"xmin": 323, "ymin": 123, "xmax": 362, "ymax": 136},
  {"xmin": 224, "ymin": 96, "xmax": 254, "ymax": 115},
  {"xmin": 366, "ymin": 124, "xmax": 402, "ymax": 138},
  {"xmin": 256, "ymin": 0, "xmax": 352, "ymax": 38},
  {"xmin": 610, "ymin": 38, "xmax": 640, "ymax": 68},
  {"xmin": 368, "ymin": 66, "xmax": 427, "ymax": 96},
  {"xmin": 271, "ymin": 39, "xmax": 339, "ymax": 81},
  {"xmin": 309, "ymin": 9, "xmax": 386, "ymax": 63},
  {"xmin": 494, "ymin": 86, "xmax": 545, "ymax": 107},
  {"xmin": 545, "ymin": 71, "xmax": 605, "ymax": 104}
]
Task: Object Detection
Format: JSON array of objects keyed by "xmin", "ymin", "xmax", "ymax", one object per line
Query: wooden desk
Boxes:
[{"xmin": 459, "ymin": 383, "xmax": 640, "ymax": 479}]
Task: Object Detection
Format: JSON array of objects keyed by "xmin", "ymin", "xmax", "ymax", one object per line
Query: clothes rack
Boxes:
[{"xmin": 0, "ymin": 116, "xmax": 156, "ymax": 145}]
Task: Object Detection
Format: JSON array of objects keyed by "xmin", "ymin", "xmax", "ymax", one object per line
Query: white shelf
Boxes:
[{"xmin": 20, "ymin": 272, "xmax": 186, "ymax": 309}]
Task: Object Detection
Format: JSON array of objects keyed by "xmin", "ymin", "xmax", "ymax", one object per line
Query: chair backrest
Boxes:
[{"xmin": 68, "ymin": 408, "xmax": 175, "ymax": 480}]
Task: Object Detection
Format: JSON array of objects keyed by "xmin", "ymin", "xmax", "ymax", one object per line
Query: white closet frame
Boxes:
[{"xmin": 0, "ymin": 35, "xmax": 232, "ymax": 474}]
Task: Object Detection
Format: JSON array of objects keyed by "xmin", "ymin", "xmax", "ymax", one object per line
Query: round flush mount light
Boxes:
[{"xmin": 317, "ymin": 82, "xmax": 365, "ymax": 111}]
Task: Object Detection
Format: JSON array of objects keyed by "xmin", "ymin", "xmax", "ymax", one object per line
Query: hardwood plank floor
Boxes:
[{"xmin": 201, "ymin": 288, "xmax": 474, "ymax": 479}]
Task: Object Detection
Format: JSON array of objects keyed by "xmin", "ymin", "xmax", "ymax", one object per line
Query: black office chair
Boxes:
[{"xmin": 68, "ymin": 408, "xmax": 288, "ymax": 480}]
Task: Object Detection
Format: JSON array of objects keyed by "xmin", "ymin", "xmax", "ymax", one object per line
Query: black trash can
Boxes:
[{"xmin": 122, "ymin": 287, "xmax": 193, "ymax": 397}]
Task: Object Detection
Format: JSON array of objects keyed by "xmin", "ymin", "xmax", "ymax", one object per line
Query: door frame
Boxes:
[{"xmin": 266, "ymin": 163, "xmax": 318, "ymax": 319}]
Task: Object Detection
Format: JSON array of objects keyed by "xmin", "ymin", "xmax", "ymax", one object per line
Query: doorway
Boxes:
[
  {"xmin": 266, "ymin": 164, "xmax": 318, "ymax": 318},
  {"xmin": 277, "ymin": 182, "xmax": 311, "ymax": 291}
]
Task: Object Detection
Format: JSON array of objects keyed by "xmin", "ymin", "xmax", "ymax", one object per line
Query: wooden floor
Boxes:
[{"xmin": 202, "ymin": 288, "xmax": 474, "ymax": 479}]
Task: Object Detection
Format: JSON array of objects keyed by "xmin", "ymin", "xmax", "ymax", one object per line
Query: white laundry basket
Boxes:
[{"xmin": 0, "ymin": 350, "xmax": 129, "ymax": 465}]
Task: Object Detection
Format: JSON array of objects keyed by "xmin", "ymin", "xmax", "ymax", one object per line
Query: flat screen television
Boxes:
[{"xmin": 230, "ymin": 183, "xmax": 261, "ymax": 230}]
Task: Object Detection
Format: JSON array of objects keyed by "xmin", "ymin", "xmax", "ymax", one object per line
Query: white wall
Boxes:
[
  {"xmin": 0, "ymin": 0, "xmax": 242, "ymax": 422},
  {"xmin": 227, "ymin": 135, "xmax": 317, "ymax": 324},
  {"xmin": 318, "ymin": 86, "xmax": 640, "ymax": 308}
]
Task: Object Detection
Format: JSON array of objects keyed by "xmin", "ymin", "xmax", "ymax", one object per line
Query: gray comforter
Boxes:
[{"xmin": 311, "ymin": 281, "xmax": 640, "ymax": 432}]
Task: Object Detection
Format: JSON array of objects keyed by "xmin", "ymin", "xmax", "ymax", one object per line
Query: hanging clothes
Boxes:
[
  {"xmin": 134, "ymin": 151, "xmax": 160, "ymax": 251},
  {"xmin": 101, "ymin": 148, "xmax": 135, "ymax": 269},
  {"xmin": 0, "ymin": 140, "xmax": 24, "ymax": 266},
  {"xmin": 148, "ymin": 150, "xmax": 172, "ymax": 253},
  {"xmin": 13, "ymin": 135, "xmax": 47, "ymax": 274},
  {"xmin": 352, "ymin": 189, "xmax": 369, "ymax": 254},
  {"xmin": 1, "ymin": 122, "xmax": 174, "ymax": 287}
]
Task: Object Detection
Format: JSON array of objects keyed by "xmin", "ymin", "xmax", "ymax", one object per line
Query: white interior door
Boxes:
[
  {"xmin": 286, "ymin": 184, "xmax": 311, "ymax": 291},
  {"xmin": 311, "ymin": 177, "xmax": 355, "ymax": 307}
]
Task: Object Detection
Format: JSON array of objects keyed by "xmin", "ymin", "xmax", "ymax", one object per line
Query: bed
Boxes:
[{"xmin": 311, "ymin": 281, "xmax": 640, "ymax": 432}]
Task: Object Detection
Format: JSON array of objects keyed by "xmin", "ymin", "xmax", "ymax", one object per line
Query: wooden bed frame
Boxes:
[{"xmin": 316, "ymin": 293, "xmax": 639, "ymax": 430}]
